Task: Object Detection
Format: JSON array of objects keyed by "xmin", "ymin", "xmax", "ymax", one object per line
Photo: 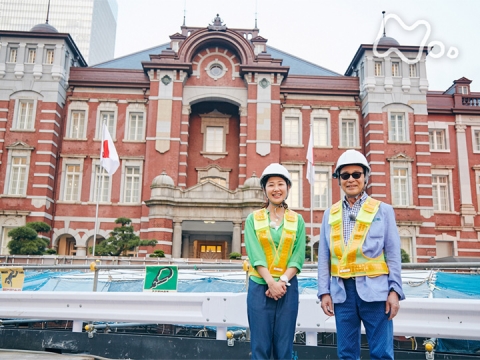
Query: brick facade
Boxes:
[{"xmin": 1, "ymin": 17, "xmax": 479, "ymax": 261}]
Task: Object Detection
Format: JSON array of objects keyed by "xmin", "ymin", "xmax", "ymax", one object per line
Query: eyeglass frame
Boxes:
[{"xmin": 339, "ymin": 171, "xmax": 364, "ymax": 181}]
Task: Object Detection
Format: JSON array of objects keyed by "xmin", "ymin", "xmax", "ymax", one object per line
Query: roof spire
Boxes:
[
  {"xmin": 382, "ymin": 11, "xmax": 386, "ymax": 37},
  {"xmin": 254, "ymin": 0, "xmax": 258, "ymax": 29},
  {"xmin": 46, "ymin": 0, "xmax": 51, "ymax": 24},
  {"xmin": 183, "ymin": 0, "xmax": 186, "ymax": 26}
]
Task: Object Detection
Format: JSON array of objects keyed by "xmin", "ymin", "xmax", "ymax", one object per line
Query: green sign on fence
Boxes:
[{"xmin": 143, "ymin": 266, "xmax": 178, "ymax": 292}]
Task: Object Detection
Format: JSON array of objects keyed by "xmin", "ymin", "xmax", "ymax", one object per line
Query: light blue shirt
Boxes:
[{"xmin": 317, "ymin": 198, "xmax": 405, "ymax": 303}]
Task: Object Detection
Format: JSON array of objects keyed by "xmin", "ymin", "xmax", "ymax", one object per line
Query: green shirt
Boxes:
[{"xmin": 244, "ymin": 209, "xmax": 306, "ymax": 285}]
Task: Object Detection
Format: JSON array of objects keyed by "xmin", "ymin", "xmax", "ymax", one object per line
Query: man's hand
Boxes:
[
  {"xmin": 386, "ymin": 291, "xmax": 400, "ymax": 320},
  {"xmin": 320, "ymin": 294, "xmax": 334, "ymax": 316}
]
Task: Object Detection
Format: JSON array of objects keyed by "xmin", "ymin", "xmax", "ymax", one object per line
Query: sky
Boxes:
[{"xmin": 114, "ymin": 0, "xmax": 480, "ymax": 92}]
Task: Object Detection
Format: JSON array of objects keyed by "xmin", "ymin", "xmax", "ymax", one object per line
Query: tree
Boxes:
[
  {"xmin": 94, "ymin": 217, "xmax": 157, "ymax": 256},
  {"xmin": 7, "ymin": 221, "xmax": 51, "ymax": 255},
  {"xmin": 401, "ymin": 249, "xmax": 410, "ymax": 263}
]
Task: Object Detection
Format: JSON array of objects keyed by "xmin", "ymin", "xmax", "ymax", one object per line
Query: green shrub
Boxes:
[{"xmin": 229, "ymin": 252, "xmax": 242, "ymax": 260}]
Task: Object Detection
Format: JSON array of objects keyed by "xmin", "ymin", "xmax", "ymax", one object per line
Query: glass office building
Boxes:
[{"xmin": 0, "ymin": 0, "xmax": 118, "ymax": 65}]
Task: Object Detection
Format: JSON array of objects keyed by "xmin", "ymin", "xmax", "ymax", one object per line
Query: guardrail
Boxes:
[{"xmin": 0, "ymin": 291, "xmax": 479, "ymax": 346}]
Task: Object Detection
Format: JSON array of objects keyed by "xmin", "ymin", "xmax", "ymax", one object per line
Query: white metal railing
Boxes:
[{"xmin": 0, "ymin": 291, "xmax": 479, "ymax": 345}]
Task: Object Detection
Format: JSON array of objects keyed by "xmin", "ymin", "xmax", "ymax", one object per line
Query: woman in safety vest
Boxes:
[
  {"xmin": 317, "ymin": 149, "xmax": 404, "ymax": 360},
  {"xmin": 244, "ymin": 163, "xmax": 306, "ymax": 360}
]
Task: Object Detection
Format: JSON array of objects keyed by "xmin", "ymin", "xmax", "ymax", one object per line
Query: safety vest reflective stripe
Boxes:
[
  {"xmin": 249, "ymin": 209, "xmax": 298, "ymax": 278},
  {"xmin": 329, "ymin": 197, "xmax": 389, "ymax": 278},
  {"xmin": 331, "ymin": 262, "xmax": 389, "ymax": 277}
]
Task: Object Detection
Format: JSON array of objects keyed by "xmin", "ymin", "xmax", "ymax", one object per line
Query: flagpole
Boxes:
[
  {"xmin": 309, "ymin": 123, "xmax": 314, "ymax": 263},
  {"xmin": 92, "ymin": 123, "xmax": 104, "ymax": 257}
]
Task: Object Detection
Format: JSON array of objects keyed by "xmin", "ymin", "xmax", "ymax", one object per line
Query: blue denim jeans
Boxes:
[
  {"xmin": 335, "ymin": 278, "xmax": 394, "ymax": 360},
  {"xmin": 247, "ymin": 276, "xmax": 299, "ymax": 360}
]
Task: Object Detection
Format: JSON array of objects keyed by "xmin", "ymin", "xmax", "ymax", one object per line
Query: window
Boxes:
[
  {"xmin": 15, "ymin": 100, "xmax": 35, "ymax": 130},
  {"xmin": 68, "ymin": 110, "xmax": 86, "ymax": 139},
  {"xmin": 8, "ymin": 157, "xmax": 27, "ymax": 195},
  {"xmin": 432, "ymin": 175, "xmax": 450, "ymax": 211},
  {"xmin": 429, "ymin": 129, "xmax": 447, "ymax": 150},
  {"xmin": 374, "ymin": 62, "xmax": 382, "ymax": 76},
  {"xmin": 475, "ymin": 130, "xmax": 480, "ymax": 152},
  {"xmin": 313, "ymin": 170, "xmax": 329, "ymax": 208},
  {"xmin": 127, "ymin": 112, "xmax": 145, "ymax": 141},
  {"xmin": 409, "ymin": 64, "xmax": 417, "ymax": 77},
  {"xmin": 389, "ymin": 113, "xmax": 407, "ymax": 141},
  {"xmin": 284, "ymin": 117, "xmax": 300, "ymax": 145},
  {"xmin": 9, "ymin": 48, "xmax": 17, "ymax": 63},
  {"xmin": 64, "ymin": 164, "xmax": 81, "ymax": 201},
  {"xmin": 436, "ymin": 241, "xmax": 453, "ymax": 258},
  {"xmin": 97, "ymin": 111, "xmax": 116, "ymax": 139},
  {"xmin": 26, "ymin": 49, "xmax": 36, "ymax": 63},
  {"xmin": 205, "ymin": 126, "xmax": 224, "ymax": 152},
  {"xmin": 341, "ymin": 119, "xmax": 357, "ymax": 147},
  {"xmin": 313, "ymin": 118, "xmax": 329, "ymax": 146},
  {"xmin": 392, "ymin": 166, "xmax": 409, "ymax": 206},
  {"xmin": 400, "ymin": 236, "xmax": 413, "ymax": 262},
  {"xmin": 459, "ymin": 86, "xmax": 468, "ymax": 94},
  {"xmin": 46, "ymin": 49, "xmax": 55, "ymax": 64},
  {"xmin": 123, "ymin": 166, "xmax": 141, "ymax": 203},
  {"xmin": 289, "ymin": 170, "xmax": 300, "ymax": 208},
  {"xmin": 1, "ymin": 227, "xmax": 14, "ymax": 255},
  {"xmin": 92, "ymin": 165, "xmax": 111, "ymax": 202},
  {"xmin": 392, "ymin": 62, "xmax": 400, "ymax": 77},
  {"xmin": 359, "ymin": 63, "xmax": 364, "ymax": 83}
]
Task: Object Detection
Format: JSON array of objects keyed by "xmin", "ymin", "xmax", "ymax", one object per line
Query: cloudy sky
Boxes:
[{"xmin": 115, "ymin": 0, "xmax": 480, "ymax": 91}]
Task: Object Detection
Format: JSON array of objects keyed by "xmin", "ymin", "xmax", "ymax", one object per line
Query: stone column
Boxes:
[
  {"xmin": 455, "ymin": 123, "xmax": 476, "ymax": 225},
  {"xmin": 172, "ymin": 220, "xmax": 182, "ymax": 258},
  {"xmin": 232, "ymin": 221, "xmax": 242, "ymax": 254},
  {"xmin": 182, "ymin": 234, "xmax": 190, "ymax": 258},
  {"xmin": 75, "ymin": 246, "xmax": 86, "ymax": 257}
]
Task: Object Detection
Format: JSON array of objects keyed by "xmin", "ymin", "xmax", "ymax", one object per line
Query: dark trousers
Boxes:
[
  {"xmin": 335, "ymin": 278, "xmax": 394, "ymax": 360},
  {"xmin": 247, "ymin": 277, "xmax": 299, "ymax": 360}
]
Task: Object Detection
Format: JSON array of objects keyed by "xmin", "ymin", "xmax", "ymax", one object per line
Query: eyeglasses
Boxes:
[{"xmin": 339, "ymin": 172, "xmax": 363, "ymax": 180}]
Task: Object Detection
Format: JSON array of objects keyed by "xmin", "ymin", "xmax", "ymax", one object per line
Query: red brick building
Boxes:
[{"xmin": 1, "ymin": 16, "xmax": 479, "ymax": 261}]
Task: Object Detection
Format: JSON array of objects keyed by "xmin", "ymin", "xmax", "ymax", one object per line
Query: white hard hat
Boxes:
[
  {"xmin": 333, "ymin": 149, "xmax": 371, "ymax": 178},
  {"xmin": 260, "ymin": 163, "xmax": 292, "ymax": 188}
]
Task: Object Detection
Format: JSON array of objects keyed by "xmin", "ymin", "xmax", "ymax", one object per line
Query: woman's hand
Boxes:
[{"xmin": 265, "ymin": 280, "xmax": 287, "ymax": 300}]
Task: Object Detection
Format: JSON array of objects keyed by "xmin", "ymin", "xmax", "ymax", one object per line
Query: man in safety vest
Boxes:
[
  {"xmin": 245, "ymin": 163, "xmax": 306, "ymax": 360},
  {"xmin": 317, "ymin": 149, "xmax": 404, "ymax": 360}
]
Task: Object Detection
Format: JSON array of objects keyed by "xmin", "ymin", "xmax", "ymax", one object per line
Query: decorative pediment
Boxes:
[
  {"xmin": 186, "ymin": 179, "xmax": 234, "ymax": 199},
  {"xmin": 6, "ymin": 141, "xmax": 34, "ymax": 150},
  {"xmin": 208, "ymin": 14, "xmax": 227, "ymax": 31},
  {"xmin": 251, "ymin": 36, "xmax": 268, "ymax": 43},
  {"xmin": 169, "ymin": 32, "xmax": 186, "ymax": 40},
  {"xmin": 386, "ymin": 152, "xmax": 414, "ymax": 162},
  {"xmin": 199, "ymin": 109, "xmax": 229, "ymax": 118}
]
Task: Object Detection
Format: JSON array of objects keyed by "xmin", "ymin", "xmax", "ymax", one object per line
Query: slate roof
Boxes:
[{"xmin": 93, "ymin": 43, "xmax": 341, "ymax": 77}]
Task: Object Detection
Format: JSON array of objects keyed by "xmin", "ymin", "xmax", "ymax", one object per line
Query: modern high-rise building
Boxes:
[{"xmin": 0, "ymin": 0, "xmax": 118, "ymax": 65}]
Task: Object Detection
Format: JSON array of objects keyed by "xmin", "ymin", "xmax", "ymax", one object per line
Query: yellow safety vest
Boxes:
[
  {"xmin": 328, "ymin": 197, "xmax": 389, "ymax": 278},
  {"xmin": 249, "ymin": 208, "xmax": 299, "ymax": 278}
]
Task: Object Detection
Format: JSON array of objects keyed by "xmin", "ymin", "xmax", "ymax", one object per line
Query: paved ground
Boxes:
[{"xmin": 0, "ymin": 349, "xmax": 100, "ymax": 359}]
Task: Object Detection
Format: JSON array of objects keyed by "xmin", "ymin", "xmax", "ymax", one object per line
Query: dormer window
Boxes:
[
  {"xmin": 374, "ymin": 62, "xmax": 382, "ymax": 76},
  {"xmin": 8, "ymin": 48, "xmax": 17, "ymax": 63},
  {"xmin": 26, "ymin": 48, "xmax": 36, "ymax": 64},
  {"xmin": 409, "ymin": 64, "xmax": 417, "ymax": 77},
  {"xmin": 392, "ymin": 62, "xmax": 400, "ymax": 77},
  {"xmin": 459, "ymin": 86, "xmax": 469, "ymax": 94}
]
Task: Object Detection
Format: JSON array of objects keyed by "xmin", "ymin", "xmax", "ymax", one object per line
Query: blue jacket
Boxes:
[{"xmin": 317, "ymin": 200, "xmax": 405, "ymax": 303}]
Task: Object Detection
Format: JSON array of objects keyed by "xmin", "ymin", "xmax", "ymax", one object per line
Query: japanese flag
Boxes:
[{"xmin": 100, "ymin": 123, "xmax": 119, "ymax": 176}]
